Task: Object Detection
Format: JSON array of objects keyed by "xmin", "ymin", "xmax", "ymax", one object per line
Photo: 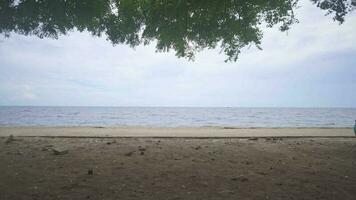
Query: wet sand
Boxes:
[
  {"xmin": 1, "ymin": 135, "xmax": 356, "ymax": 200},
  {"xmin": 0, "ymin": 126, "xmax": 354, "ymax": 137}
]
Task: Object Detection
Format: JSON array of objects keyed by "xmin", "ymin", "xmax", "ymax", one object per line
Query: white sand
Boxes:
[{"xmin": 0, "ymin": 126, "xmax": 354, "ymax": 137}]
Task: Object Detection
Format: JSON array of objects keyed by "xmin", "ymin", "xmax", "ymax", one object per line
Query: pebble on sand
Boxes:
[
  {"xmin": 125, "ymin": 151, "xmax": 135, "ymax": 156},
  {"xmin": 52, "ymin": 148, "xmax": 69, "ymax": 155},
  {"xmin": 5, "ymin": 135, "xmax": 15, "ymax": 144}
]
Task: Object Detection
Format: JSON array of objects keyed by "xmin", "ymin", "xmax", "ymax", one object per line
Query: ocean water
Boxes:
[{"xmin": 0, "ymin": 106, "xmax": 355, "ymax": 128}]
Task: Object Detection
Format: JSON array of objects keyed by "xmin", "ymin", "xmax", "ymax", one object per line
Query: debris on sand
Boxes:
[
  {"xmin": 106, "ymin": 140, "xmax": 116, "ymax": 145},
  {"xmin": 52, "ymin": 148, "xmax": 69, "ymax": 155},
  {"xmin": 194, "ymin": 146, "xmax": 201, "ymax": 150},
  {"xmin": 138, "ymin": 146, "xmax": 146, "ymax": 155},
  {"xmin": 248, "ymin": 137, "xmax": 258, "ymax": 141},
  {"xmin": 138, "ymin": 147, "xmax": 146, "ymax": 152},
  {"xmin": 5, "ymin": 135, "xmax": 15, "ymax": 144},
  {"xmin": 41, "ymin": 145, "xmax": 54, "ymax": 151}
]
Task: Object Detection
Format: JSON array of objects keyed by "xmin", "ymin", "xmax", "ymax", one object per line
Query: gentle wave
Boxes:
[{"xmin": 0, "ymin": 106, "xmax": 355, "ymax": 128}]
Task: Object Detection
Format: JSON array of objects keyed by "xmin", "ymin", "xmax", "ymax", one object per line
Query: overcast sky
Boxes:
[{"xmin": 0, "ymin": 1, "xmax": 355, "ymax": 107}]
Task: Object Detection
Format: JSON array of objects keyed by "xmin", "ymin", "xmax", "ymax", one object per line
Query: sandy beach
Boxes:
[
  {"xmin": 0, "ymin": 126, "xmax": 354, "ymax": 137},
  {"xmin": 0, "ymin": 127, "xmax": 355, "ymax": 199},
  {"xmin": 1, "ymin": 136, "xmax": 356, "ymax": 200},
  {"xmin": 1, "ymin": 0, "xmax": 355, "ymax": 199}
]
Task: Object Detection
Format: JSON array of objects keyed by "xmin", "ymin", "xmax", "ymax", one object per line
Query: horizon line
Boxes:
[{"xmin": 0, "ymin": 105, "xmax": 355, "ymax": 109}]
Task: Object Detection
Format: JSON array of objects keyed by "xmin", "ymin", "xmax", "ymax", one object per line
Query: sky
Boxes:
[{"xmin": 0, "ymin": 1, "xmax": 355, "ymax": 107}]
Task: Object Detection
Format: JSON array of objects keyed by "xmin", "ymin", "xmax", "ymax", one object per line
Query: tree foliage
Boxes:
[
  {"xmin": 0, "ymin": 0, "xmax": 354, "ymax": 61},
  {"xmin": 311, "ymin": 0, "xmax": 356, "ymax": 24}
]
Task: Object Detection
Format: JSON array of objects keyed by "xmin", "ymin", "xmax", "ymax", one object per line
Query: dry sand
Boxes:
[
  {"xmin": 0, "ymin": 126, "xmax": 354, "ymax": 137},
  {"xmin": 0, "ymin": 127, "xmax": 356, "ymax": 199}
]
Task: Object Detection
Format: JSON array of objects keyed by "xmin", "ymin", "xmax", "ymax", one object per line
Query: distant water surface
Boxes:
[{"xmin": 0, "ymin": 107, "xmax": 355, "ymax": 128}]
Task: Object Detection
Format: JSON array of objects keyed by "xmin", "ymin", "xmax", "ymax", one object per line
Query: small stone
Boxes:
[
  {"xmin": 138, "ymin": 147, "xmax": 146, "ymax": 151},
  {"xmin": 5, "ymin": 135, "xmax": 15, "ymax": 144},
  {"xmin": 125, "ymin": 151, "xmax": 135, "ymax": 156},
  {"xmin": 248, "ymin": 137, "xmax": 258, "ymax": 141},
  {"xmin": 194, "ymin": 146, "xmax": 201, "ymax": 150},
  {"xmin": 42, "ymin": 145, "xmax": 54, "ymax": 151},
  {"xmin": 140, "ymin": 151, "xmax": 144, "ymax": 155},
  {"xmin": 88, "ymin": 169, "xmax": 93, "ymax": 175},
  {"xmin": 52, "ymin": 148, "xmax": 69, "ymax": 155}
]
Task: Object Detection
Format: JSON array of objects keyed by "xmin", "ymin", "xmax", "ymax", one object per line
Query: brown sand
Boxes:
[{"xmin": 1, "ymin": 135, "xmax": 356, "ymax": 200}]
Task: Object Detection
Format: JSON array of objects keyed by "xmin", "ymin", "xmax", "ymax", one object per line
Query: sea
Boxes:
[{"xmin": 0, "ymin": 106, "xmax": 355, "ymax": 128}]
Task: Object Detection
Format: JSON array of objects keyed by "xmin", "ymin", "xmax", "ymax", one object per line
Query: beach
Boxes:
[
  {"xmin": 0, "ymin": 126, "xmax": 354, "ymax": 137},
  {"xmin": 0, "ymin": 127, "xmax": 356, "ymax": 199},
  {"xmin": 1, "ymin": 0, "xmax": 355, "ymax": 199}
]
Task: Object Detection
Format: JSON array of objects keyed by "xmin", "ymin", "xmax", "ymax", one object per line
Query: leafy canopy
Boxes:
[{"xmin": 0, "ymin": 0, "xmax": 354, "ymax": 61}]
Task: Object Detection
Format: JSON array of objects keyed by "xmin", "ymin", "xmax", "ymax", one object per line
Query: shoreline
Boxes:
[
  {"xmin": 0, "ymin": 126, "xmax": 354, "ymax": 137},
  {"xmin": 0, "ymin": 125, "xmax": 353, "ymax": 128}
]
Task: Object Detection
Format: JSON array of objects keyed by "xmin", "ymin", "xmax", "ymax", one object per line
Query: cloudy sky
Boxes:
[{"xmin": 0, "ymin": 1, "xmax": 355, "ymax": 107}]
